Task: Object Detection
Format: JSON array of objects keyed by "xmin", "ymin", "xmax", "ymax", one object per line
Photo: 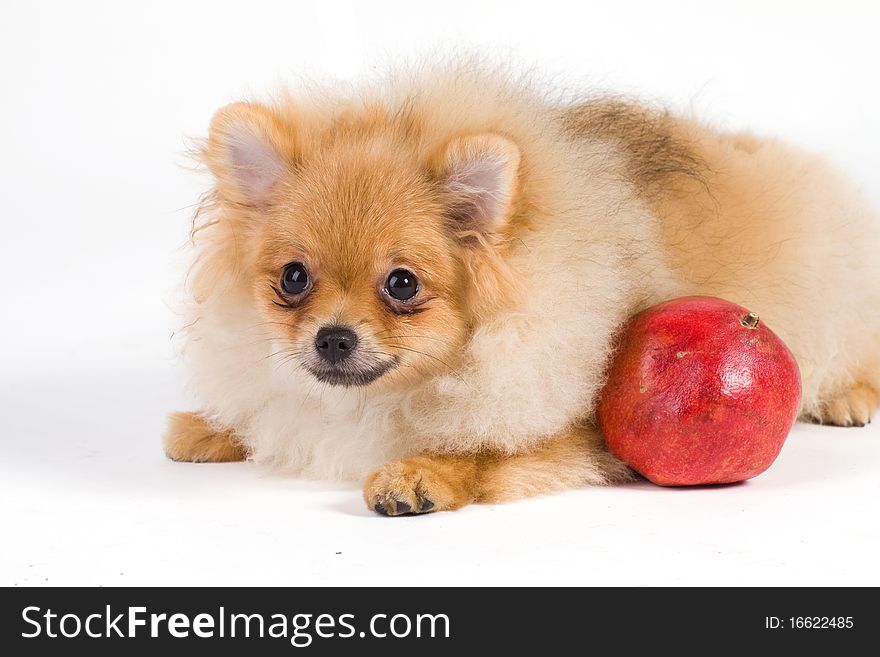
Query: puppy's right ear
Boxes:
[
  {"xmin": 205, "ymin": 102, "xmax": 296, "ymax": 208},
  {"xmin": 432, "ymin": 134, "xmax": 521, "ymax": 241}
]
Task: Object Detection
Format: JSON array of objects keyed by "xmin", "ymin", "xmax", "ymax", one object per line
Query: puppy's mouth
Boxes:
[{"xmin": 303, "ymin": 357, "xmax": 399, "ymax": 387}]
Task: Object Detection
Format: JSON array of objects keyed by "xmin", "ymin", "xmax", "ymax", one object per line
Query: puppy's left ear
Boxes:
[
  {"xmin": 434, "ymin": 134, "xmax": 521, "ymax": 239},
  {"xmin": 205, "ymin": 102, "xmax": 298, "ymax": 209}
]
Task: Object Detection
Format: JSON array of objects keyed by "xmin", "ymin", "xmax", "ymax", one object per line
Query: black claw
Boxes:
[
  {"xmin": 418, "ymin": 498, "xmax": 435, "ymax": 512},
  {"xmin": 374, "ymin": 501, "xmax": 389, "ymax": 516},
  {"xmin": 395, "ymin": 500, "xmax": 412, "ymax": 514}
]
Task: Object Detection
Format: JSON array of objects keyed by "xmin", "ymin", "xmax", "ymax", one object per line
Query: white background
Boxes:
[{"xmin": 1, "ymin": 0, "xmax": 878, "ymax": 586}]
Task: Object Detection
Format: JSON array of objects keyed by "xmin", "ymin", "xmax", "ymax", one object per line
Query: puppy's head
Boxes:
[{"xmin": 202, "ymin": 102, "xmax": 522, "ymax": 388}]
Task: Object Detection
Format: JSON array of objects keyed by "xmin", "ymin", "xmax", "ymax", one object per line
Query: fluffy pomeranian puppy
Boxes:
[{"xmin": 166, "ymin": 63, "xmax": 880, "ymax": 515}]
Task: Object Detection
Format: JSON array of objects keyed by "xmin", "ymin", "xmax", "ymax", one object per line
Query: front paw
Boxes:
[
  {"xmin": 163, "ymin": 412, "xmax": 246, "ymax": 463},
  {"xmin": 363, "ymin": 455, "xmax": 476, "ymax": 517}
]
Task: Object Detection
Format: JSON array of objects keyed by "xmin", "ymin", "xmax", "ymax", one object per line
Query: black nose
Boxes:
[{"xmin": 314, "ymin": 326, "xmax": 358, "ymax": 364}]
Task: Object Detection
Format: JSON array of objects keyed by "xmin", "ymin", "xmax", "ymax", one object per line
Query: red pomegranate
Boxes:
[{"xmin": 597, "ymin": 296, "xmax": 802, "ymax": 486}]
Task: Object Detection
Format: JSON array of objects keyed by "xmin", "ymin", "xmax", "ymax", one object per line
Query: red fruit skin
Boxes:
[{"xmin": 597, "ymin": 296, "xmax": 802, "ymax": 486}]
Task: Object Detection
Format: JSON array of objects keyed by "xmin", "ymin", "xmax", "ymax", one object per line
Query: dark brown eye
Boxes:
[
  {"xmin": 281, "ymin": 262, "xmax": 310, "ymax": 295},
  {"xmin": 385, "ymin": 269, "xmax": 418, "ymax": 301}
]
